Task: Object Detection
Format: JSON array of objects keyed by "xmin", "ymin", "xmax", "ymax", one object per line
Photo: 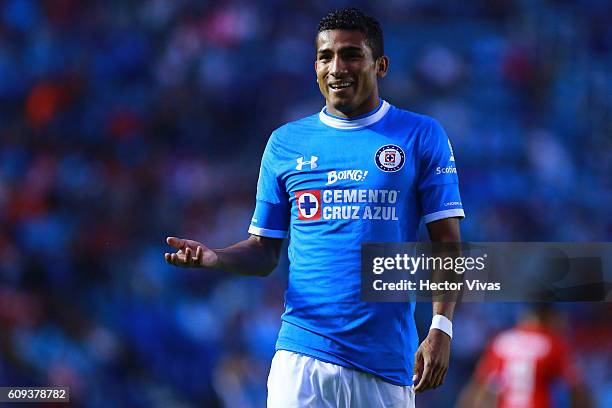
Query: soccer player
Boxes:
[
  {"xmin": 458, "ymin": 305, "xmax": 592, "ymax": 408},
  {"xmin": 165, "ymin": 8, "xmax": 464, "ymax": 407}
]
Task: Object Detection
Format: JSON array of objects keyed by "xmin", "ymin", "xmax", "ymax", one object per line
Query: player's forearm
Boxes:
[
  {"xmin": 433, "ymin": 301, "xmax": 456, "ymax": 320},
  {"xmin": 570, "ymin": 384, "xmax": 593, "ymax": 408},
  {"xmin": 457, "ymin": 381, "xmax": 496, "ymax": 408},
  {"xmin": 430, "ymin": 240, "xmax": 460, "ymax": 321},
  {"xmin": 427, "ymin": 219, "xmax": 461, "ymax": 321},
  {"xmin": 213, "ymin": 236, "xmax": 281, "ymax": 277}
]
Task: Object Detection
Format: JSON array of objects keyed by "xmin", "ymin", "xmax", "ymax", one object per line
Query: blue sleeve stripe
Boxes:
[
  {"xmin": 248, "ymin": 225, "xmax": 288, "ymax": 239},
  {"xmin": 423, "ymin": 209, "xmax": 465, "ymax": 224}
]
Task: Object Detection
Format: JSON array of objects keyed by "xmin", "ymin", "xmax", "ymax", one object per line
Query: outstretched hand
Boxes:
[
  {"xmin": 413, "ymin": 329, "xmax": 451, "ymax": 393},
  {"xmin": 164, "ymin": 236, "xmax": 219, "ymax": 268}
]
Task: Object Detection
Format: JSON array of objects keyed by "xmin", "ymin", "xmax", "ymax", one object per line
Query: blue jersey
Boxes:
[{"xmin": 248, "ymin": 100, "xmax": 464, "ymax": 386}]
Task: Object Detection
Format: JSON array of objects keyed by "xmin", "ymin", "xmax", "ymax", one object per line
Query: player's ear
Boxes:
[{"xmin": 376, "ymin": 56, "xmax": 389, "ymax": 78}]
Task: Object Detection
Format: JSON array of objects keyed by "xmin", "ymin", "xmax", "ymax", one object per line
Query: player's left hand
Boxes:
[{"xmin": 413, "ymin": 329, "xmax": 451, "ymax": 393}]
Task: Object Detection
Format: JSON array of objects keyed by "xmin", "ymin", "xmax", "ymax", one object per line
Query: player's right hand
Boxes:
[{"xmin": 164, "ymin": 236, "xmax": 219, "ymax": 268}]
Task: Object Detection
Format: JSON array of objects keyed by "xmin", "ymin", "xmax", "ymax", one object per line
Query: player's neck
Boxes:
[{"xmin": 325, "ymin": 98, "xmax": 382, "ymax": 119}]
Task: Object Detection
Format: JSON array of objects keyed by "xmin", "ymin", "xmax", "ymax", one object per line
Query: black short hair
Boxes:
[
  {"xmin": 527, "ymin": 303, "xmax": 558, "ymax": 322},
  {"xmin": 317, "ymin": 8, "xmax": 384, "ymax": 60}
]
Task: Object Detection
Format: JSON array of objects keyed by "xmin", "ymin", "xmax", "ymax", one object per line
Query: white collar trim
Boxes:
[{"xmin": 319, "ymin": 100, "xmax": 391, "ymax": 130}]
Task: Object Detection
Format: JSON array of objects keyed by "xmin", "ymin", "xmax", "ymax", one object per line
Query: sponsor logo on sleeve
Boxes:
[
  {"xmin": 436, "ymin": 165, "xmax": 457, "ymax": 175},
  {"xmin": 375, "ymin": 145, "xmax": 405, "ymax": 172}
]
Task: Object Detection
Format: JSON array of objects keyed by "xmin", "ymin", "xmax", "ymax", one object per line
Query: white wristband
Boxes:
[{"xmin": 430, "ymin": 314, "xmax": 453, "ymax": 339}]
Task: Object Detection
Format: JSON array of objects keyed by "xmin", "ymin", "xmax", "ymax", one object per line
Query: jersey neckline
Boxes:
[{"xmin": 319, "ymin": 100, "xmax": 391, "ymax": 130}]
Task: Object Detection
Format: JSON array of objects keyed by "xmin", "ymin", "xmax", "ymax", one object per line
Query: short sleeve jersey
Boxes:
[
  {"xmin": 249, "ymin": 100, "xmax": 464, "ymax": 385},
  {"xmin": 475, "ymin": 324, "xmax": 582, "ymax": 408}
]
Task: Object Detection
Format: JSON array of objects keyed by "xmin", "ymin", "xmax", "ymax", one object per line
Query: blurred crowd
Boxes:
[{"xmin": 0, "ymin": 0, "xmax": 610, "ymax": 406}]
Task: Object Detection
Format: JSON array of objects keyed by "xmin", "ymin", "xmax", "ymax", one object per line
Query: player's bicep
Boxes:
[
  {"xmin": 248, "ymin": 234, "xmax": 284, "ymax": 260},
  {"xmin": 256, "ymin": 132, "xmax": 286, "ymax": 205},
  {"xmin": 474, "ymin": 345, "xmax": 503, "ymax": 387},
  {"xmin": 249, "ymin": 132, "xmax": 290, "ymax": 238},
  {"xmin": 420, "ymin": 184, "xmax": 465, "ymax": 224},
  {"xmin": 554, "ymin": 339, "xmax": 582, "ymax": 386},
  {"xmin": 417, "ymin": 118, "xmax": 465, "ymax": 223},
  {"xmin": 427, "ymin": 217, "xmax": 461, "ymax": 242},
  {"xmin": 249, "ymin": 200, "xmax": 289, "ymax": 239}
]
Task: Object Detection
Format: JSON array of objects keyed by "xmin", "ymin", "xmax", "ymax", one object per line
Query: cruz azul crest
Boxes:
[{"xmin": 375, "ymin": 144, "xmax": 405, "ymax": 172}]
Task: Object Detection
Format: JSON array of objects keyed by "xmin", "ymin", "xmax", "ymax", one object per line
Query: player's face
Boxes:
[{"xmin": 315, "ymin": 29, "xmax": 388, "ymax": 118}]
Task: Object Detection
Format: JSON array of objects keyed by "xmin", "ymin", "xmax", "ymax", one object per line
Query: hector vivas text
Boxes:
[{"xmin": 370, "ymin": 253, "xmax": 501, "ymax": 293}]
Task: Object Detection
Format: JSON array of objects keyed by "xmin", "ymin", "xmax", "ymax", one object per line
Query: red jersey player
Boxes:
[{"xmin": 458, "ymin": 305, "xmax": 592, "ymax": 408}]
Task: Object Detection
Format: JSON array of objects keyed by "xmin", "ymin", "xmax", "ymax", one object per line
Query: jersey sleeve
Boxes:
[
  {"xmin": 474, "ymin": 343, "xmax": 502, "ymax": 386},
  {"xmin": 248, "ymin": 132, "xmax": 290, "ymax": 238},
  {"xmin": 551, "ymin": 336, "xmax": 582, "ymax": 386},
  {"xmin": 416, "ymin": 118, "xmax": 465, "ymax": 224}
]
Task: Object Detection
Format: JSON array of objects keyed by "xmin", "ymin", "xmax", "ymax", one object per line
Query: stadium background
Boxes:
[{"xmin": 0, "ymin": 0, "xmax": 610, "ymax": 406}]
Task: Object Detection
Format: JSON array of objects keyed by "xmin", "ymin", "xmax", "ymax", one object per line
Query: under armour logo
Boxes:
[{"xmin": 296, "ymin": 156, "xmax": 318, "ymax": 170}]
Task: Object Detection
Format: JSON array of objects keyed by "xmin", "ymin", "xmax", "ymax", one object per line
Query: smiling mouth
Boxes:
[{"xmin": 329, "ymin": 82, "xmax": 353, "ymax": 90}]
